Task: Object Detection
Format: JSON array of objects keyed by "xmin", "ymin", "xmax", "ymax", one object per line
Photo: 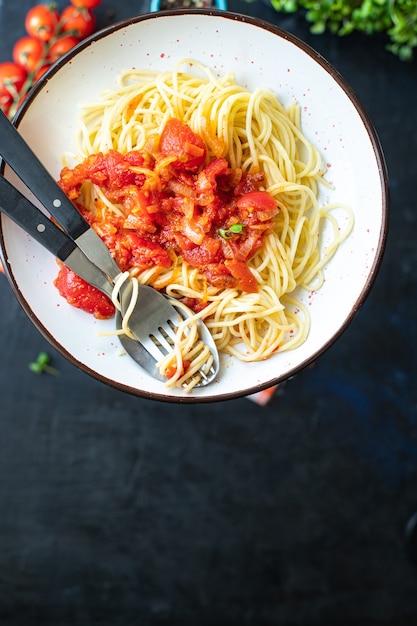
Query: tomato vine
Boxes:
[{"xmin": 0, "ymin": 1, "xmax": 101, "ymax": 119}]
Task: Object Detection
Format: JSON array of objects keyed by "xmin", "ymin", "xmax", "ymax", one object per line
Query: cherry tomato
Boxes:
[
  {"xmin": 0, "ymin": 62, "xmax": 27, "ymax": 99},
  {"xmin": 25, "ymin": 5, "xmax": 60, "ymax": 42},
  {"xmin": 0, "ymin": 92, "xmax": 13, "ymax": 116},
  {"xmin": 70, "ymin": 0, "xmax": 101, "ymax": 9},
  {"xmin": 12, "ymin": 36, "xmax": 46, "ymax": 73},
  {"xmin": 60, "ymin": 6, "xmax": 96, "ymax": 38},
  {"xmin": 47, "ymin": 35, "xmax": 80, "ymax": 63},
  {"xmin": 34, "ymin": 64, "xmax": 50, "ymax": 81}
]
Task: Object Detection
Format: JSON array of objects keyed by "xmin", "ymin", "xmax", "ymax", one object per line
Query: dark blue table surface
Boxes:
[{"xmin": 0, "ymin": 2, "xmax": 416, "ymax": 624}]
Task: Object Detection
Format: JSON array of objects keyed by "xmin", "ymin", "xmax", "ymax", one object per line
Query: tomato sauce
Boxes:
[
  {"xmin": 54, "ymin": 264, "xmax": 115, "ymax": 319},
  {"xmin": 57, "ymin": 118, "xmax": 279, "ymax": 316}
]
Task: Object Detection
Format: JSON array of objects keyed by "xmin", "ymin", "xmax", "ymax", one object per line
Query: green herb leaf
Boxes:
[{"xmin": 218, "ymin": 223, "xmax": 245, "ymax": 239}]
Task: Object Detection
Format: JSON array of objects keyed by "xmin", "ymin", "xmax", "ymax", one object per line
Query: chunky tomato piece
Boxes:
[
  {"xmin": 159, "ymin": 118, "xmax": 206, "ymax": 172},
  {"xmin": 111, "ymin": 231, "xmax": 171, "ymax": 273},
  {"xmin": 196, "ymin": 157, "xmax": 228, "ymax": 195},
  {"xmin": 237, "ymin": 190, "xmax": 278, "ymax": 212},
  {"xmin": 181, "ymin": 297, "xmax": 210, "ymax": 313},
  {"xmin": 106, "ymin": 150, "xmax": 147, "ymax": 189},
  {"xmin": 203, "ymin": 263, "xmax": 240, "ymax": 289},
  {"xmin": 230, "ymin": 229, "xmax": 264, "ymax": 263},
  {"xmin": 165, "ymin": 359, "xmax": 191, "ymax": 380},
  {"xmin": 59, "ymin": 150, "xmax": 146, "ymax": 199},
  {"xmin": 225, "ymin": 259, "xmax": 258, "ymax": 293},
  {"xmin": 54, "ymin": 265, "xmax": 115, "ymax": 319},
  {"xmin": 236, "ymin": 191, "xmax": 279, "ymax": 236},
  {"xmin": 182, "ymin": 236, "xmax": 221, "ymax": 268}
]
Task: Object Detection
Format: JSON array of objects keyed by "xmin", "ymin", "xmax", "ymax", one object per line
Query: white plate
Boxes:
[{"xmin": 0, "ymin": 11, "xmax": 388, "ymax": 402}]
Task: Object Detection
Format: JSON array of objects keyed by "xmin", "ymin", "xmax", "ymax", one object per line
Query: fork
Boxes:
[
  {"xmin": 0, "ymin": 111, "xmax": 219, "ymax": 387},
  {"xmin": 115, "ymin": 285, "xmax": 219, "ymax": 386}
]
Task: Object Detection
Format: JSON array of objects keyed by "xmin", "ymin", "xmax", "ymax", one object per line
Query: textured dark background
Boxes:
[{"xmin": 1, "ymin": 1, "xmax": 417, "ymax": 624}]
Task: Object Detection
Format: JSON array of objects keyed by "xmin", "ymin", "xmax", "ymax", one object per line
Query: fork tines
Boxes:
[{"xmin": 148, "ymin": 324, "xmax": 215, "ymax": 389}]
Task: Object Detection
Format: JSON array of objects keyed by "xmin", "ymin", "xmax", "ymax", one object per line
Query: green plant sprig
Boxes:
[
  {"xmin": 29, "ymin": 351, "xmax": 60, "ymax": 376},
  {"xmin": 268, "ymin": 0, "xmax": 417, "ymax": 60}
]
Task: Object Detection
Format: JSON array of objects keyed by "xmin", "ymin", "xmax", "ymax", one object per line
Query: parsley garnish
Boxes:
[{"xmin": 218, "ymin": 223, "xmax": 245, "ymax": 239}]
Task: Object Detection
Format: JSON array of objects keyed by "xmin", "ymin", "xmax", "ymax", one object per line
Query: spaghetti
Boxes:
[
  {"xmin": 107, "ymin": 271, "xmax": 217, "ymax": 391},
  {"xmin": 57, "ymin": 58, "xmax": 353, "ymax": 387}
]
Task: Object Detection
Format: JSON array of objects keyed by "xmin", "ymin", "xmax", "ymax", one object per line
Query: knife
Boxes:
[
  {"xmin": 0, "ymin": 174, "xmax": 114, "ymax": 299},
  {"xmin": 0, "ymin": 110, "xmax": 121, "ymax": 283}
]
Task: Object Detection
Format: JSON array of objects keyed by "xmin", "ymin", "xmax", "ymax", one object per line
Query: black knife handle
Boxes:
[
  {"xmin": 0, "ymin": 174, "xmax": 76, "ymax": 262},
  {"xmin": 0, "ymin": 110, "xmax": 89, "ymax": 240}
]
